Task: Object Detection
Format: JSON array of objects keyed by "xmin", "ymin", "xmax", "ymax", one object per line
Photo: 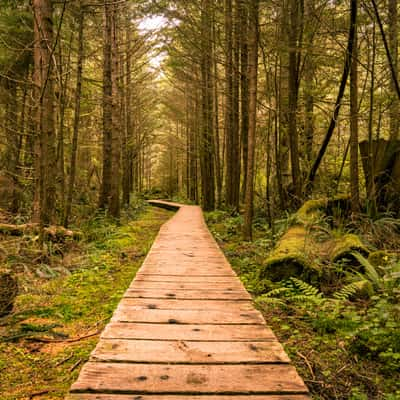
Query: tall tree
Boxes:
[
  {"xmin": 33, "ymin": 0, "xmax": 56, "ymax": 228},
  {"xmin": 199, "ymin": 0, "xmax": 215, "ymax": 210},
  {"xmin": 350, "ymin": 0, "xmax": 359, "ymax": 212},
  {"xmin": 388, "ymin": 0, "xmax": 399, "ymax": 140},
  {"xmin": 64, "ymin": 1, "xmax": 84, "ymax": 227},
  {"xmin": 99, "ymin": 0, "xmax": 113, "ymax": 210},
  {"xmin": 243, "ymin": 0, "xmax": 259, "ymax": 240}
]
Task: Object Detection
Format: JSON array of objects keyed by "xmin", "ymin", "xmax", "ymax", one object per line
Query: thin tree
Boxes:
[
  {"xmin": 64, "ymin": 1, "xmax": 84, "ymax": 227},
  {"xmin": 243, "ymin": 0, "xmax": 259, "ymax": 240},
  {"xmin": 306, "ymin": 0, "xmax": 357, "ymax": 190}
]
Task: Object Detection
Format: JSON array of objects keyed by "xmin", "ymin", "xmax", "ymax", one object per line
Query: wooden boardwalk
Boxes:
[{"xmin": 67, "ymin": 201, "xmax": 310, "ymax": 399}]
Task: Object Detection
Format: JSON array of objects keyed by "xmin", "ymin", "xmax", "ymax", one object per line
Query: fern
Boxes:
[
  {"xmin": 289, "ymin": 277, "xmax": 323, "ymax": 299},
  {"xmin": 351, "ymin": 251, "xmax": 381, "ymax": 286},
  {"xmin": 255, "ymin": 294, "xmax": 286, "ymax": 306},
  {"xmin": 333, "ymin": 280, "xmax": 369, "ymax": 301}
]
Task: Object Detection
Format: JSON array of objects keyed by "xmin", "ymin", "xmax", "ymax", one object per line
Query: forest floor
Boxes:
[
  {"xmin": 205, "ymin": 210, "xmax": 400, "ymax": 400},
  {"xmin": 0, "ymin": 204, "xmax": 171, "ymax": 399}
]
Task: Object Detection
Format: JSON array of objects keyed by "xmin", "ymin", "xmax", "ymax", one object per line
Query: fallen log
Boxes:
[
  {"xmin": 259, "ymin": 226, "xmax": 320, "ymax": 283},
  {"xmin": 260, "ymin": 198, "xmax": 367, "ymax": 283},
  {"xmin": 329, "ymin": 234, "xmax": 369, "ymax": 264},
  {"xmin": 0, "ymin": 223, "xmax": 82, "ymax": 241}
]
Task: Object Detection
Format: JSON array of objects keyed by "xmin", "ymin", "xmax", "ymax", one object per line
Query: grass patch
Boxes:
[{"xmin": 0, "ymin": 205, "xmax": 171, "ymax": 399}]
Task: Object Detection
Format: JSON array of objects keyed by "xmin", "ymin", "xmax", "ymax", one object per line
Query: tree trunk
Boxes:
[
  {"xmin": 240, "ymin": 0, "xmax": 249, "ymax": 203},
  {"xmin": 388, "ymin": 0, "xmax": 399, "ymax": 140},
  {"xmin": 99, "ymin": 0, "xmax": 113, "ymax": 210},
  {"xmin": 200, "ymin": 0, "xmax": 215, "ymax": 211},
  {"xmin": 64, "ymin": 2, "xmax": 84, "ymax": 227},
  {"xmin": 109, "ymin": 1, "xmax": 121, "ymax": 218},
  {"xmin": 243, "ymin": 0, "xmax": 259, "ymax": 240},
  {"xmin": 287, "ymin": 0, "xmax": 302, "ymax": 202},
  {"xmin": 350, "ymin": 1, "xmax": 360, "ymax": 213},
  {"xmin": 306, "ymin": 0, "xmax": 357, "ymax": 190},
  {"xmin": 33, "ymin": 0, "xmax": 56, "ymax": 230}
]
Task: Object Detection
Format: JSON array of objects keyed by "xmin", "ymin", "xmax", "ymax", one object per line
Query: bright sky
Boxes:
[{"xmin": 138, "ymin": 15, "xmax": 169, "ymax": 73}]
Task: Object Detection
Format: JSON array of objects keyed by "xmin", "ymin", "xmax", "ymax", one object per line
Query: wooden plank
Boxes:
[
  {"xmin": 129, "ymin": 281, "xmax": 244, "ymax": 290},
  {"xmin": 138, "ymin": 268, "xmax": 235, "ymax": 276},
  {"xmin": 70, "ymin": 363, "xmax": 309, "ymax": 394},
  {"xmin": 91, "ymin": 339, "xmax": 290, "ymax": 364},
  {"xmin": 111, "ymin": 308, "xmax": 265, "ymax": 325},
  {"xmin": 123, "ymin": 289, "xmax": 251, "ymax": 300},
  {"xmin": 134, "ymin": 275, "xmax": 240, "ymax": 283},
  {"xmin": 116, "ymin": 298, "xmax": 254, "ymax": 311},
  {"xmin": 101, "ymin": 323, "xmax": 277, "ymax": 341},
  {"xmin": 67, "ymin": 395, "xmax": 310, "ymax": 399}
]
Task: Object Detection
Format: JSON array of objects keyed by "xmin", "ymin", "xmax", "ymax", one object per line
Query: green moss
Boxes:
[
  {"xmin": 330, "ymin": 234, "xmax": 369, "ymax": 263},
  {"xmin": 261, "ymin": 226, "xmax": 320, "ymax": 282},
  {"xmin": 368, "ymin": 251, "xmax": 393, "ymax": 268},
  {"xmin": 296, "ymin": 198, "xmax": 328, "ymax": 223},
  {"xmin": 0, "ymin": 206, "xmax": 171, "ymax": 399}
]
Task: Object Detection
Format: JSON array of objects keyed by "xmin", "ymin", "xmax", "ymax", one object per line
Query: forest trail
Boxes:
[{"xmin": 67, "ymin": 201, "xmax": 310, "ymax": 399}]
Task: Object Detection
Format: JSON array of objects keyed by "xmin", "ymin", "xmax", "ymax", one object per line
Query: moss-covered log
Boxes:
[
  {"xmin": 0, "ymin": 223, "xmax": 82, "ymax": 241},
  {"xmin": 260, "ymin": 226, "xmax": 320, "ymax": 282},
  {"xmin": 0, "ymin": 272, "xmax": 17, "ymax": 317},
  {"xmin": 261, "ymin": 198, "xmax": 364, "ymax": 283},
  {"xmin": 329, "ymin": 234, "xmax": 369, "ymax": 263}
]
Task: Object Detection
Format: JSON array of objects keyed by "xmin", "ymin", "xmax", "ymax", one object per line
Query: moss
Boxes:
[
  {"xmin": 296, "ymin": 198, "xmax": 328, "ymax": 223},
  {"xmin": 368, "ymin": 251, "xmax": 393, "ymax": 268},
  {"xmin": 260, "ymin": 226, "xmax": 320, "ymax": 282},
  {"xmin": 0, "ymin": 206, "xmax": 171, "ymax": 399},
  {"xmin": 330, "ymin": 234, "xmax": 369, "ymax": 263}
]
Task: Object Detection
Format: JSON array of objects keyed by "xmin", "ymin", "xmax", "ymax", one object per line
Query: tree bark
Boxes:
[
  {"xmin": 99, "ymin": 0, "xmax": 113, "ymax": 210},
  {"xmin": 200, "ymin": 0, "xmax": 215, "ymax": 211},
  {"xmin": 350, "ymin": 0, "xmax": 359, "ymax": 212},
  {"xmin": 33, "ymin": 0, "xmax": 56, "ymax": 230},
  {"xmin": 64, "ymin": 1, "xmax": 84, "ymax": 227},
  {"xmin": 243, "ymin": 0, "xmax": 259, "ymax": 240},
  {"xmin": 388, "ymin": 0, "xmax": 399, "ymax": 140}
]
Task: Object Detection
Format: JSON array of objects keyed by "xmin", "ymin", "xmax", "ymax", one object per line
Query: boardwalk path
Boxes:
[{"xmin": 67, "ymin": 201, "xmax": 310, "ymax": 399}]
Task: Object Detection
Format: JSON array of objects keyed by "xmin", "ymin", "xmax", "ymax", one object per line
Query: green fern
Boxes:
[
  {"xmin": 333, "ymin": 280, "xmax": 370, "ymax": 301},
  {"xmin": 351, "ymin": 251, "xmax": 381, "ymax": 286},
  {"xmin": 288, "ymin": 277, "xmax": 323, "ymax": 299}
]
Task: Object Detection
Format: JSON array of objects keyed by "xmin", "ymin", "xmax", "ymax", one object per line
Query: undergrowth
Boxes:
[
  {"xmin": 0, "ymin": 204, "xmax": 171, "ymax": 399},
  {"xmin": 205, "ymin": 210, "xmax": 400, "ymax": 400}
]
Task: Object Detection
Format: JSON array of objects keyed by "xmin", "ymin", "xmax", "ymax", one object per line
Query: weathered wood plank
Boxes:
[
  {"xmin": 70, "ymin": 363, "xmax": 309, "ymax": 394},
  {"xmin": 129, "ymin": 281, "xmax": 244, "ymax": 290},
  {"xmin": 67, "ymin": 395, "xmax": 311, "ymax": 400},
  {"xmin": 101, "ymin": 323, "xmax": 277, "ymax": 341},
  {"xmin": 111, "ymin": 308, "xmax": 265, "ymax": 325},
  {"xmin": 123, "ymin": 289, "xmax": 251, "ymax": 300},
  {"xmin": 138, "ymin": 267, "xmax": 236, "ymax": 276},
  {"xmin": 91, "ymin": 339, "xmax": 290, "ymax": 363},
  {"xmin": 116, "ymin": 298, "xmax": 254, "ymax": 311},
  {"xmin": 134, "ymin": 275, "xmax": 239, "ymax": 283}
]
